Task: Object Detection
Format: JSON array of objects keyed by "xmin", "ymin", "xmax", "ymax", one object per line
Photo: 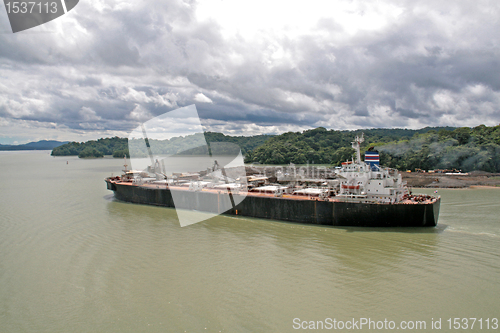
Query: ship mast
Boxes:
[
  {"xmin": 141, "ymin": 124, "xmax": 155, "ymax": 171},
  {"xmin": 351, "ymin": 133, "xmax": 364, "ymax": 164},
  {"xmin": 123, "ymin": 156, "xmax": 128, "ymax": 172}
]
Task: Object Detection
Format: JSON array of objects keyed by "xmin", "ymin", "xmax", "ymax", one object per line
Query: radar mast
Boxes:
[{"xmin": 351, "ymin": 133, "xmax": 364, "ymax": 164}]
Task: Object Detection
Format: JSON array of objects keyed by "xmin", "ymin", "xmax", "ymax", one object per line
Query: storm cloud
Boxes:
[{"xmin": 0, "ymin": 0, "xmax": 499, "ymax": 143}]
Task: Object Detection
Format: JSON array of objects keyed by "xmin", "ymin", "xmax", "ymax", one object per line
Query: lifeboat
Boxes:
[{"xmin": 341, "ymin": 184, "xmax": 360, "ymax": 190}]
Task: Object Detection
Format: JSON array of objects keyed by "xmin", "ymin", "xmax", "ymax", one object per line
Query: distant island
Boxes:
[
  {"xmin": 50, "ymin": 125, "xmax": 500, "ymax": 173},
  {"xmin": 0, "ymin": 140, "xmax": 68, "ymax": 151}
]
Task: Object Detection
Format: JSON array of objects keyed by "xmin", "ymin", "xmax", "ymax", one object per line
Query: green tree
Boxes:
[{"xmin": 79, "ymin": 147, "xmax": 104, "ymax": 158}]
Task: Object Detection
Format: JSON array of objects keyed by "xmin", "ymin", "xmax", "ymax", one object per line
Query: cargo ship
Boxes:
[{"xmin": 105, "ymin": 134, "xmax": 440, "ymax": 227}]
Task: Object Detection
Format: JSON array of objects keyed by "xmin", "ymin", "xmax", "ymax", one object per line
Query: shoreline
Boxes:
[
  {"xmin": 402, "ymin": 172, "xmax": 500, "ymax": 189},
  {"xmin": 468, "ymin": 185, "xmax": 500, "ymax": 189},
  {"xmin": 410, "ymin": 184, "xmax": 500, "ymax": 189},
  {"xmin": 246, "ymin": 165, "xmax": 500, "ymax": 189}
]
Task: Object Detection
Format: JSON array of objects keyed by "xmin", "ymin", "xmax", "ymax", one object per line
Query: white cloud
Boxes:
[
  {"xmin": 127, "ymin": 104, "xmax": 153, "ymax": 122},
  {"xmin": 194, "ymin": 93, "xmax": 213, "ymax": 103},
  {"xmin": 0, "ymin": 117, "xmax": 127, "ymax": 144},
  {"xmin": 1, "ymin": 0, "xmax": 500, "ymax": 144},
  {"xmin": 78, "ymin": 106, "xmax": 102, "ymax": 121}
]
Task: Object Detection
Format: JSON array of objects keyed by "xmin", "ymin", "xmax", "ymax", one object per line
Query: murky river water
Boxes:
[{"xmin": 1, "ymin": 151, "xmax": 499, "ymax": 332}]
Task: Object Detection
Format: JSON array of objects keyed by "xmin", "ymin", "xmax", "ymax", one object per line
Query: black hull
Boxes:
[{"xmin": 106, "ymin": 181, "xmax": 440, "ymax": 227}]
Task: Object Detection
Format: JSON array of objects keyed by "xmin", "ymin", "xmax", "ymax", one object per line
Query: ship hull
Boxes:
[{"xmin": 106, "ymin": 180, "xmax": 440, "ymax": 227}]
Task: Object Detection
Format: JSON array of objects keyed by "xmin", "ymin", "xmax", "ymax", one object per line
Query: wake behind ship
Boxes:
[{"xmin": 105, "ymin": 134, "xmax": 440, "ymax": 227}]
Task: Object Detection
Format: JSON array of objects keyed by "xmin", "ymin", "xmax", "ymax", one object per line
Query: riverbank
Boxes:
[
  {"xmin": 246, "ymin": 165, "xmax": 500, "ymax": 188},
  {"xmin": 402, "ymin": 171, "xmax": 500, "ymax": 188}
]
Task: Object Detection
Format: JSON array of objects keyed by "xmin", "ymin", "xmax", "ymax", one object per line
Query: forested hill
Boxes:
[
  {"xmin": 244, "ymin": 127, "xmax": 457, "ymax": 165},
  {"xmin": 0, "ymin": 140, "xmax": 68, "ymax": 151},
  {"xmin": 51, "ymin": 126, "xmax": 500, "ymax": 172},
  {"xmin": 244, "ymin": 125, "xmax": 500, "ymax": 173},
  {"xmin": 377, "ymin": 125, "xmax": 500, "ymax": 172},
  {"xmin": 50, "ymin": 133, "xmax": 272, "ymax": 158}
]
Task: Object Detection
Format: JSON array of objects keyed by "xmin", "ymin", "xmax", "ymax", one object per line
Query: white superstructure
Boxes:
[{"xmin": 335, "ymin": 134, "xmax": 408, "ymax": 203}]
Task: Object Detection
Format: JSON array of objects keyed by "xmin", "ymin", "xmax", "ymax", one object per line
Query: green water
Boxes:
[{"xmin": 0, "ymin": 151, "xmax": 499, "ymax": 332}]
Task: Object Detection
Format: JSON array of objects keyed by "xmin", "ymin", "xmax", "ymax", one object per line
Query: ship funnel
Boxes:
[{"xmin": 365, "ymin": 151, "xmax": 380, "ymax": 170}]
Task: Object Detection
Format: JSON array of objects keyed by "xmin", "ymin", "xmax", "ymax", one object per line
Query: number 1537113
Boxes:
[{"xmin": 5, "ymin": 2, "xmax": 58, "ymax": 14}]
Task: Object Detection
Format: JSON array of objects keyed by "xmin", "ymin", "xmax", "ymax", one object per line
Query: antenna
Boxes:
[{"xmin": 123, "ymin": 156, "xmax": 128, "ymax": 172}]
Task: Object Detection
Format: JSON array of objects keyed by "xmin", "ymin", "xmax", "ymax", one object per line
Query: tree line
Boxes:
[
  {"xmin": 51, "ymin": 137, "xmax": 129, "ymax": 158},
  {"xmin": 51, "ymin": 125, "xmax": 500, "ymax": 172},
  {"xmin": 51, "ymin": 133, "xmax": 272, "ymax": 159},
  {"xmin": 376, "ymin": 125, "xmax": 500, "ymax": 172},
  {"xmin": 244, "ymin": 125, "xmax": 500, "ymax": 172}
]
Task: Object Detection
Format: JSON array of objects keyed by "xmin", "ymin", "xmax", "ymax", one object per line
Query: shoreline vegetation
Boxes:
[
  {"xmin": 51, "ymin": 125, "xmax": 500, "ymax": 181},
  {"xmin": 244, "ymin": 125, "xmax": 500, "ymax": 173}
]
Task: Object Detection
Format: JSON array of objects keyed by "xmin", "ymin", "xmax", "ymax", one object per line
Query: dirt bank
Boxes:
[
  {"xmin": 246, "ymin": 166, "xmax": 500, "ymax": 188},
  {"xmin": 402, "ymin": 171, "xmax": 500, "ymax": 188}
]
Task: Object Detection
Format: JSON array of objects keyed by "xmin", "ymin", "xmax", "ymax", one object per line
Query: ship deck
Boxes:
[{"xmin": 108, "ymin": 179, "xmax": 439, "ymax": 205}]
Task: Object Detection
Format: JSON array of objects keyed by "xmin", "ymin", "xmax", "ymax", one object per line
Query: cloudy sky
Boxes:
[{"xmin": 0, "ymin": 0, "xmax": 499, "ymax": 144}]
